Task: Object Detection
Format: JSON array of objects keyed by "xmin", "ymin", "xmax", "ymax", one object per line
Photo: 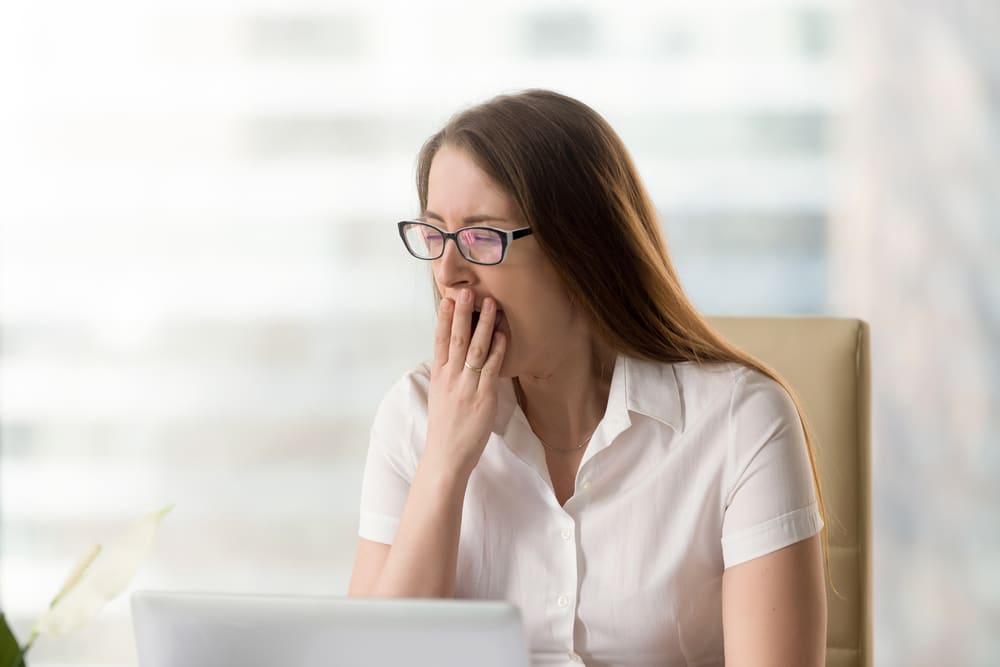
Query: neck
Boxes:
[{"xmin": 514, "ymin": 338, "xmax": 616, "ymax": 450}]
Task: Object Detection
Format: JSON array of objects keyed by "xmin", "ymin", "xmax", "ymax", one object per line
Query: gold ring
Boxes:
[{"xmin": 464, "ymin": 361, "xmax": 484, "ymax": 373}]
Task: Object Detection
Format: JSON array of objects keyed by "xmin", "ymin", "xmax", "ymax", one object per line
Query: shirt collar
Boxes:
[
  {"xmin": 493, "ymin": 354, "xmax": 684, "ymax": 436},
  {"xmin": 621, "ymin": 355, "xmax": 683, "ymax": 432}
]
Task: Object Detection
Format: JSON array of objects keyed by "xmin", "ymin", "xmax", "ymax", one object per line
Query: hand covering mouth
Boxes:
[{"xmin": 471, "ymin": 306, "xmax": 505, "ymax": 340}]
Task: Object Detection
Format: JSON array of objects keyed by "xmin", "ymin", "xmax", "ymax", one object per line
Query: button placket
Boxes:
[
  {"xmin": 550, "ymin": 512, "xmax": 578, "ymax": 644},
  {"xmin": 558, "ymin": 519, "xmax": 576, "ymax": 608},
  {"xmin": 575, "ymin": 455, "xmax": 600, "ymax": 499}
]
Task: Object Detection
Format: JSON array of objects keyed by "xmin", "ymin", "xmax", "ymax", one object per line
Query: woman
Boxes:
[{"xmin": 349, "ymin": 89, "xmax": 827, "ymax": 666}]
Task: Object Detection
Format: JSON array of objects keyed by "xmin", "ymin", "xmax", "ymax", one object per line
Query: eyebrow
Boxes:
[{"xmin": 422, "ymin": 210, "xmax": 509, "ymax": 225}]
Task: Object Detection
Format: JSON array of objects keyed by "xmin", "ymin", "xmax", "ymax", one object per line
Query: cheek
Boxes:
[
  {"xmin": 508, "ymin": 295, "xmax": 574, "ymax": 342},
  {"xmin": 497, "ymin": 298, "xmax": 571, "ymax": 377},
  {"xmin": 493, "ymin": 262, "xmax": 573, "ymax": 339}
]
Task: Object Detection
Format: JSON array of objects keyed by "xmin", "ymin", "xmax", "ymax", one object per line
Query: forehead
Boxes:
[{"xmin": 426, "ymin": 145, "xmax": 517, "ymax": 224}]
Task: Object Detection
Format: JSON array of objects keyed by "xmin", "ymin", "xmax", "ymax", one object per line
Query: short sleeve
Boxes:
[
  {"xmin": 357, "ymin": 367, "xmax": 429, "ymax": 545},
  {"xmin": 720, "ymin": 369, "xmax": 824, "ymax": 568}
]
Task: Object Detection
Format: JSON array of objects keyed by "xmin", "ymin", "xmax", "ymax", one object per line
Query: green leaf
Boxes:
[{"xmin": 0, "ymin": 613, "xmax": 27, "ymax": 667}]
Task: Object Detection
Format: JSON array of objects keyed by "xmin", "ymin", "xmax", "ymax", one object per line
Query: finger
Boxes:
[
  {"xmin": 433, "ymin": 298, "xmax": 454, "ymax": 368},
  {"xmin": 464, "ymin": 297, "xmax": 497, "ymax": 372},
  {"xmin": 449, "ymin": 288, "xmax": 474, "ymax": 367},
  {"xmin": 476, "ymin": 331, "xmax": 507, "ymax": 392}
]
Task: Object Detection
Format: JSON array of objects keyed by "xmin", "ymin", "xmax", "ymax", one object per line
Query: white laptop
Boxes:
[{"xmin": 131, "ymin": 591, "xmax": 531, "ymax": 667}]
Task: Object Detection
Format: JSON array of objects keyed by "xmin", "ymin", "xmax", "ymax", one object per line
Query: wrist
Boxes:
[{"xmin": 417, "ymin": 447, "xmax": 474, "ymax": 494}]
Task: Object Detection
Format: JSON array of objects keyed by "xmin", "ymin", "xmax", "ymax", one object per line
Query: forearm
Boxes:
[{"xmin": 369, "ymin": 451, "xmax": 470, "ymax": 598}]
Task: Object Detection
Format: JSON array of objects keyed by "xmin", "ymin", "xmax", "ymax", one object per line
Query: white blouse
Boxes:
[{"xmin": 358, "ymin": 355, "xmax": 823, "ymax": 667}]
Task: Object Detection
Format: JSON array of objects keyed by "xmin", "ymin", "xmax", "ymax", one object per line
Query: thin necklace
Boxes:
[
  {"xmin": 514, "ymin": 379, "xmax": 600, "ymax": 453},
  {"xmin": 537, "ymin": 427, "xmax": 598, "ymax": 453}
]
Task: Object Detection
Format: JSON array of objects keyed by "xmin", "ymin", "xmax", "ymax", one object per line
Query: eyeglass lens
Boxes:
[{"xmin": 403, "ymin": 223, "xmax": 505, "ymax": 264}]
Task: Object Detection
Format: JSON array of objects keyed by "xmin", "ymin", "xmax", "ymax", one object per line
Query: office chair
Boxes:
[{"xmin": 709, "ymin": 316, "xmax": 872, "ymax": 667}]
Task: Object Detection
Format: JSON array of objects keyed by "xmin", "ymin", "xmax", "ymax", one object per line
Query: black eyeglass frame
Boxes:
[{"xmin": 397, "ymin": 219, "xmax": 534, "ymax": 266}]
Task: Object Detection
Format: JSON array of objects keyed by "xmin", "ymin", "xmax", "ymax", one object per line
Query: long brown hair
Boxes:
[{"xmin": 415, "ymin": 88, "xmax": 830, "ymax": 582}]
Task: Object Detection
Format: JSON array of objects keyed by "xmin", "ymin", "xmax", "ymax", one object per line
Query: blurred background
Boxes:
[{"xmin": 0, "ymin": 0, "xmax": 996, "ymax": 664}]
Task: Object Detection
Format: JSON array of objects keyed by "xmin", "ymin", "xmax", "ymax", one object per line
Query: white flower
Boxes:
[{"xmin": 32, "ymin": 505, "xmax": 173, "ymax": 637}]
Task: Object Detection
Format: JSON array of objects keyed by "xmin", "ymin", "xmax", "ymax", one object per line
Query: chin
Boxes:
[{"xmin": 497, "ymin": 354, "xmax": 519, "ymax": 379}]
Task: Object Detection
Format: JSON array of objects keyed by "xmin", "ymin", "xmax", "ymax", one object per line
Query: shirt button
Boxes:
[
  {"xmin": 557, "ymin": 595, "xmax": 569, "ymax": 608},
  {"xmin": 581, "ymin": 480, "xmax": 592, "ymax": 492},
  {"xmin": 561, "ymin": 528, "xmax": 573, "ymax": 540},
  {"xmin": 568, "ymin": 652, "xmax": 583, "ymax": 663}
]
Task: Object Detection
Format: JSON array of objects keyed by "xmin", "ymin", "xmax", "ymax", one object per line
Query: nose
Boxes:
[{"xmin": 433, "ymin": 237, "xmax": 475, "ymax": 293}]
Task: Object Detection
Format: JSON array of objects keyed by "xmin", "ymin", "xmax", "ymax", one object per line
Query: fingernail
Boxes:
[{"xmin": 460, "ymin": 289, "xmax": 472, "ymax": 303}]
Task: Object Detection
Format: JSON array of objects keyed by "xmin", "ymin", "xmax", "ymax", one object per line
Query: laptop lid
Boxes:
[{"xmin": 131, "ymin": 591, "xmax": 531, "ymax": 667}]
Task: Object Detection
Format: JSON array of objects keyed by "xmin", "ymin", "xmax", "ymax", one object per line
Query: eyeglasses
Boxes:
[{"xmin": 397, "ymin": 220, "xmax": 533, "ymax": 266}]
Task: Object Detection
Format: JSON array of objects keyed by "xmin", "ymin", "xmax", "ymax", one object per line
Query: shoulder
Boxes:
[
  {"xmin": 382, "ymin": 360, "xmax": 433, "ymax": 406},
  {"xmin": 676, "ymin": 361, "xmax": 804, "ymax": 449},
  {"xmin": 635, "ymin": 358, "xmax": 797, "ymax": 432},
  {"xmin": 371, "ymin": 361, "xmax": 433, "ymax": 436},
  {"xmin": 670, "ymin": 360, "xmax": 751, "ymax": 401},
  {"xmin": 677, "ymin": 358, "xmax": 790, "ymax": 399}
]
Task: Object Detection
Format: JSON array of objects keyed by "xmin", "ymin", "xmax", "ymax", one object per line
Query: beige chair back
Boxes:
[{"xmin": 708, "ymin": 316, "xmax": 872, "ymax": 667}]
